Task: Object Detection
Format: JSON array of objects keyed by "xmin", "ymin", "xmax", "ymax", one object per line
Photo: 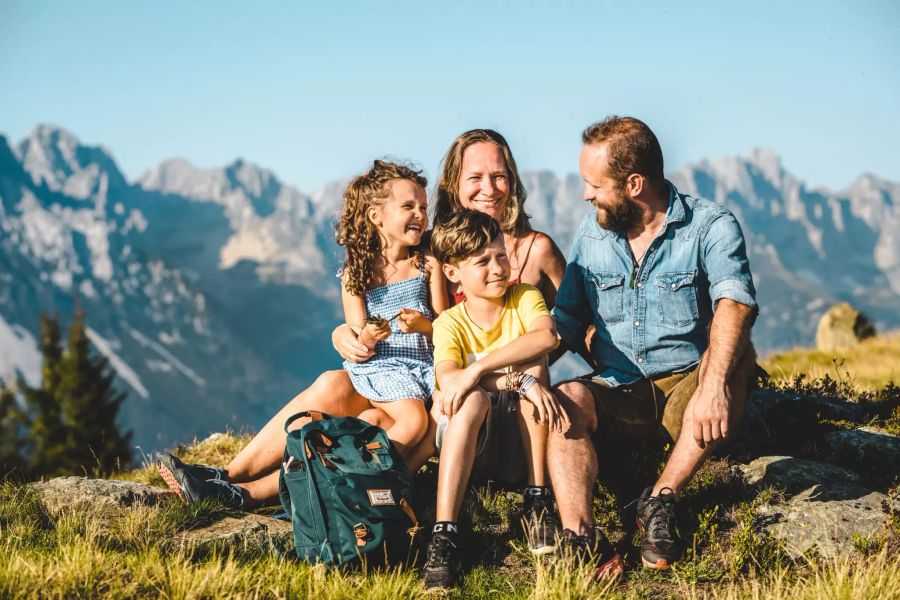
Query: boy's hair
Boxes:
[
  {"xmin": 431, "ymin": 209, "xmax": 502, "ymax": 265},
  {"xmin": 434, "ymin": 129, "xmax": 532, "ymax": 236},
  {"xmin": 335, "ymin": 159, "xmax": 427, "ymax": 296}
]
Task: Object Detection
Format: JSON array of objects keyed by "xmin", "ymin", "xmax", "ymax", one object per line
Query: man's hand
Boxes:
[
  {"xmin": 522, "ymin": 381, "xmax": 571, "ymax": 432},
  {"xmin": 690, "ymin": 383, "xmax": 731, "ymax": 447},
  {"xmin": 332, "ymin": 325, "xmax": 375, "ymax": 363},
  {"xmin": 397, "ymin": 308, "xmax": 431, "ymax": 334},
  {"xmin": 439, "ymin": 365, "xmax": 481, "ymax": 416}
]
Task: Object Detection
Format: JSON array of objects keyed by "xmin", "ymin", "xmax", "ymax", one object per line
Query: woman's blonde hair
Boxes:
[
  {"xmin": 335, "ymin": 160, "xmax": 427, "ymax": 296},
  {"xmin": 434, "ymin": 129, "xmax": 531, "ymax": 236}
]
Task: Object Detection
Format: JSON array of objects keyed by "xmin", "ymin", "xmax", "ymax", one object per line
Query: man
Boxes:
[{"xmin": 550, "ymin": 116, "xmax": 758, "ymax": 575}]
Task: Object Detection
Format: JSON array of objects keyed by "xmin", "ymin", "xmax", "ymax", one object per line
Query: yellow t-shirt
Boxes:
[{"xmin": 432, "ymin": 284, "xmax": 551, "ymax": 379}]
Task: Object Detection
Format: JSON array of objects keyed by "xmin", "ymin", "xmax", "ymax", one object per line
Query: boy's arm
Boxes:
[
  {"xmin": 435, "ymin": 359, "xmax": 481, "ymax": 417},
  {"xmin": 437, "ymin": 315, "xmax": 559, "ymax": 403}
]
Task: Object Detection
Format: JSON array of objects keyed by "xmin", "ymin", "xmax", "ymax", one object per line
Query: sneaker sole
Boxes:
[
  {"xmin": 641, "ymin": 556, "xmax": 672, "ymax": 569},
  {"xmin": 594, "ymin": 554, "xmax": 625, "ymax": 580},
  {"xmin": 529, "ymin": 542, "xmax": 557, "ymax": 556},
  {"xmin": 157, "ymin": 462, "xmax": 187, "ymax": 502}
]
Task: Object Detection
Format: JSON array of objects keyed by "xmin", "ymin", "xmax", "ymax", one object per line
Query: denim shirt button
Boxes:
[
  {"xmin": 633, "ymin": 321, "xmax": 640, "ymax": 327},
  {"xmin": 637, "ymin": 356, "xmax": 645, "ymax": 363},
  {"xmin": 636, "ymin": 282, "xmax": 643, "ymax": 288}
]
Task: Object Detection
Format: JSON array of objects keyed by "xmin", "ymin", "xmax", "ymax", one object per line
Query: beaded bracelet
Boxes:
[{"xmin": 517, "ymin": 373, "xmax": 538, "ymax": 395}]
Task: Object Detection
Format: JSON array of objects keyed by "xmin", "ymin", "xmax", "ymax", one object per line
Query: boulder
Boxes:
[
  {"xmin": 29, "ymin": 476, "xmax": 173, "ymax": 515},
  {"xmin": 28, "ymin": 477, "xmax": 293, "ymax": 555},
  {"xmin": 823, "ymin": 427, "xmax": 900, "ymax": 482},
  {"xmin": 815, "ymin": 303, "xmax": 875, "ymax": 351},
  {"xmin": 737, "ymin": 456, "xmax": 897, "ymax": 559},
  {"xmin": 175, "ymin": 513, "xmax": 293, "ymax": 555}
]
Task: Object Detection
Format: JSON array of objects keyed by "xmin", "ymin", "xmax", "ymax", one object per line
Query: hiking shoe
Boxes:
[
  {"xmin": 158, "ymin": 452, "xmax": 227, "ymax": 483},
  {"xmin": 158, "ymin": 453, "xmax": 245, "ymax": 509},
  {"xmin": 522, "ymin": 488, "xmax": 560, "ymax": 555},
  {"xmin": 635, "ymin": 486, "xmax": 684, "ymax": 569},
  {"xmin": 423, "ymin": 533, "xmax": 461, "ymax": 589},
  {"xmin": 561, "ymin": 526, "xmax": 624, "ymax": 581}
]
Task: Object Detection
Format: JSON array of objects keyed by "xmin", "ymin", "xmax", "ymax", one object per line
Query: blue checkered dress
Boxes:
[{"xmin": 344, "ymin": 264, "xmax": 435, "ymax": 403}]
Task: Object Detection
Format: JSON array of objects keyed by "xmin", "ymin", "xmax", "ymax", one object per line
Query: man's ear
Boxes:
[
  {"xmin": 442, "ymin": 262, "xmax": 460, "ymax": 284},
  {"xmin": 626, "ymin": 173, "xmax": 644, "ymax": 198},
  {"xmin": 367, "ymin": 205, "xmax": 382, "ymax": 228}
]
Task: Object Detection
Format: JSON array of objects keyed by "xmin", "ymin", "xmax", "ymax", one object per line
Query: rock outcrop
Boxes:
[
  {"xmin": 28, "ymin": 477, "xmax": 292, "ymax": 554},
  {"xmin": 815, "ymin": 303, "xmax": 876, "ymax": 351}
]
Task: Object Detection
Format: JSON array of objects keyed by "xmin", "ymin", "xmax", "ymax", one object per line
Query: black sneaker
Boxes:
[
  {"xmin": 635, "ymin": 486, "xmax": 684, "ymax": 569},
  {"xmin": 158, "ymin": 453, "xmax": 245, "ymax": 509},
  {"xmin": 522, "ymin": 488, "xmax": 560, "ymax": 555},
  {"xmin": 422, "ymin": 533, "xmax": 461, "ymax": 589},
  {"xmin": 158, "ymin": 452, "xmax": 227, "ymax": 482},
  {"xmin": 561, "ymin": 526, "xmax": 624, "ymax": 581}
]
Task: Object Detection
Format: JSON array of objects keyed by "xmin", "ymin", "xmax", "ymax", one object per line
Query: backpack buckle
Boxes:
[{"xmin": 353, "ymin": 522, "xmax": 369, "ymax": 547}]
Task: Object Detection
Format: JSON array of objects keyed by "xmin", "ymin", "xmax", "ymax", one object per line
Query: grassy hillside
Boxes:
[
  {"xmin": 762, "ymin": 332, "xmax": 900, "ymax": 391},
  {"xmin": 3, "ymin": 344, "xmax": 900, "ymax": 598}
]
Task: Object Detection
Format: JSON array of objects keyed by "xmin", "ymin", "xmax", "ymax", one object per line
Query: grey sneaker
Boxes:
[
  {"xmin": 423, "ymin": 532, "xmax": 461, "ymax": 589},
  {"xmin": 158, "ymin": 453, "xmax": 245, "ymax": 509},
  {"xmin": 522, "ymin": 489, "xmax": 560, "ymax": 555}
]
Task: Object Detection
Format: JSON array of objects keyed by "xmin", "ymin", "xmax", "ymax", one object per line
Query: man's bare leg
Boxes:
[
  {"xmin": 547, "ymin": 380, "xmax": 599, "ymax": 534},
  {"xmin": 653, "ymin": 352, "xmax": 754, "ymax": 497}
]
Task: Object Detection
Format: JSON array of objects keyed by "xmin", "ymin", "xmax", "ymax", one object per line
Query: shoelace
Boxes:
[
  {"xmin": 644, "ymin": 495, "xmax": 677, "ymax": 540},
  {"xmin": 426, "ymin": 535, "xmax": 456, "ymax": 567}
]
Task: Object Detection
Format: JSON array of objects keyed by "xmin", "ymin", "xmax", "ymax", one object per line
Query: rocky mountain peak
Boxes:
[{"xmin": 16, "ymin": 124, "xmax": 127, "ymax": 199}]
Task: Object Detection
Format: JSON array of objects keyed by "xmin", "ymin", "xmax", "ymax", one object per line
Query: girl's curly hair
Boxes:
[{"xmin": 335, "ymin": 159, "xmax": 428, "ymax": 296}]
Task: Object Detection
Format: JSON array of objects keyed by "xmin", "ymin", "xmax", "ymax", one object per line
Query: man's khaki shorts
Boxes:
[{"xmin": 559, "ymin": 348, "xmax": 759, "ymax": 445}]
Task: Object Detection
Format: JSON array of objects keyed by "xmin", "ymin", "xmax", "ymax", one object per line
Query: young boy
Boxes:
[{"xmin": 422, "ymin": 209, "xmax": 570, "ymax": 589}]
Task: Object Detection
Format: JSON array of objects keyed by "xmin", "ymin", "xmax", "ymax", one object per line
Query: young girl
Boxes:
[{"xmin": 336, "ymin": 159, "xmax": 448, "ymax": 457}]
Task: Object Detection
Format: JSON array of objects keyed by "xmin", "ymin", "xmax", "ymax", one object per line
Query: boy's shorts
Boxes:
[{"xmin": 469, "ymin": 391, "xmax": 529, "ymax": 486}]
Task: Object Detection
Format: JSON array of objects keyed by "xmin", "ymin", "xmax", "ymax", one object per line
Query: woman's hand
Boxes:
[
  {"xmin": 397, "ymin": 308, "xmax": 432, "ymax": 335},
  {"xmin": 332, "ymin": 324, "xmax": 375, "ymax": 363},
  {"xmin": 522, "ymin": 381, "xmax": 571, "ymax": 432}
]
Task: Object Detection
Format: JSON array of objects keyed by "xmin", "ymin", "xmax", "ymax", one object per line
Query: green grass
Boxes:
[
  {"xmin": 762, "ymin": 331, "xmax": 900, "ymax": 392},
  {"xmin": 5, "ymin": 360, "xmax": 900, "ymax": 598}
]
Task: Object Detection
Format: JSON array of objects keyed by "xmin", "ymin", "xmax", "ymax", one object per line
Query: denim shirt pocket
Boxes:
[
  {"xmin": 656, "ymin": 271, "xmax": 699, "ymax": 328},
  {"xmin": 588, "ymin": 271, "xmax": 626, "ymax": 324}
]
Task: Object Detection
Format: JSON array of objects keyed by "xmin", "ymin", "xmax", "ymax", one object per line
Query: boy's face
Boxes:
[{"xmin": 443, "ymin": 234, "xmax": 511, "ymax": 300}]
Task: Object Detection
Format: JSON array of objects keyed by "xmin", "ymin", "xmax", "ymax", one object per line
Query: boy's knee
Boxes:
[{"xmin": 459, "ymin": 389, "xmax": 490, "ymax": 422}]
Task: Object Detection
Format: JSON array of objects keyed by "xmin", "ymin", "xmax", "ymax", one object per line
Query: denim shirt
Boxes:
[{"xmin": 552, "ymin": 182, "xmax": 757, "ymax": 386}]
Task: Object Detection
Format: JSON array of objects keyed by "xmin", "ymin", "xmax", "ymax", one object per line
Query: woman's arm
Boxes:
[
  {"xmin": 426, "ymin": 252, "xmax": 449, "ymax": 315},
  {"xmin": 532, "ymin": 232, "xmax": 567, "ymax": 310}
]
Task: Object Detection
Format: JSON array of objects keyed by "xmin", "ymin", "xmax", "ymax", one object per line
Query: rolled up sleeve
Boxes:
[{"xmin": 702, "ymin": 210, "xmax": 758, "ymax": 312}]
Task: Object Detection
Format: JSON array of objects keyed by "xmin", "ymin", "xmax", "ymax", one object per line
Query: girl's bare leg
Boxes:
[
  {"xmin": 226, "ymin": 370, "xmax": 370, "ymax": 482},
  {"xmin": 375, "ymin": 398, "xmax": 428, "ymax": 458}
]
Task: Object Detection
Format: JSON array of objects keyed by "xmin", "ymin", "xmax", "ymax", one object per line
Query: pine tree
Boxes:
[
  {"xmin": 22, "ymin": 313, "xmax": 70, "ymax": 475},
  {"xmin": 58, "ymin": 308, "xmax": 132, "ymax": 474},
  {"xmin": 0, "ymin": 382, "xmax": 28, "ymax": 478}
]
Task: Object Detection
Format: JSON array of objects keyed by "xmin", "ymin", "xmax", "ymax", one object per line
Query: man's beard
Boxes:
[{"xmin": 595, "ymin": 194, "xmax": 641, "ymax": 233}]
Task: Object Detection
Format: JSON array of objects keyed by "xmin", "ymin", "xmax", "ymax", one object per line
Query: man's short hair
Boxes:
[
  {"xmin": 582, "ymin": 116, "xmax": 665, "ymax": 188},
  {"xmin": 431, "ymin": 209, "xmax": 502, "ymax": 265}
]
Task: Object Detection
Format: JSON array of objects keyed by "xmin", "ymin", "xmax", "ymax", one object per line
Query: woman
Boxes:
[{"xmin": 161, "ymin": 130, "xmax": 566, "ymax": 507}]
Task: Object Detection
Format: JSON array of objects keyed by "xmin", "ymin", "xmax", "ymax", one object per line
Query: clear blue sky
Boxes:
[{"xmin": 1, "ymin": 1, "xmax": 897, "ymax": 193}]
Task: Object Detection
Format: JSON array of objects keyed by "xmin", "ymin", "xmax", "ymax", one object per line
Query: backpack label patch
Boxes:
[{"xmin": 367, "ymin": 489, "xmax": 396, "ymax": 506}]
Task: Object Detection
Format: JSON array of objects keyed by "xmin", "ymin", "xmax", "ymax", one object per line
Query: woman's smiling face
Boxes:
[{"xmin": 457, "ymin": 141, "xmax": 510, "ymax": 220}]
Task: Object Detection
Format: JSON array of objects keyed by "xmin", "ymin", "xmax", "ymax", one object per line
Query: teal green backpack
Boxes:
[{"xmin": 278, "ymin": 411, "xmax": 422, "ymax": 566}]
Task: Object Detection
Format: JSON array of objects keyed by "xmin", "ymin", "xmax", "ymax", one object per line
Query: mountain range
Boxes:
[{"xmin": 1, "ymin": 125, "xmax": 897, "ymax": 451}]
